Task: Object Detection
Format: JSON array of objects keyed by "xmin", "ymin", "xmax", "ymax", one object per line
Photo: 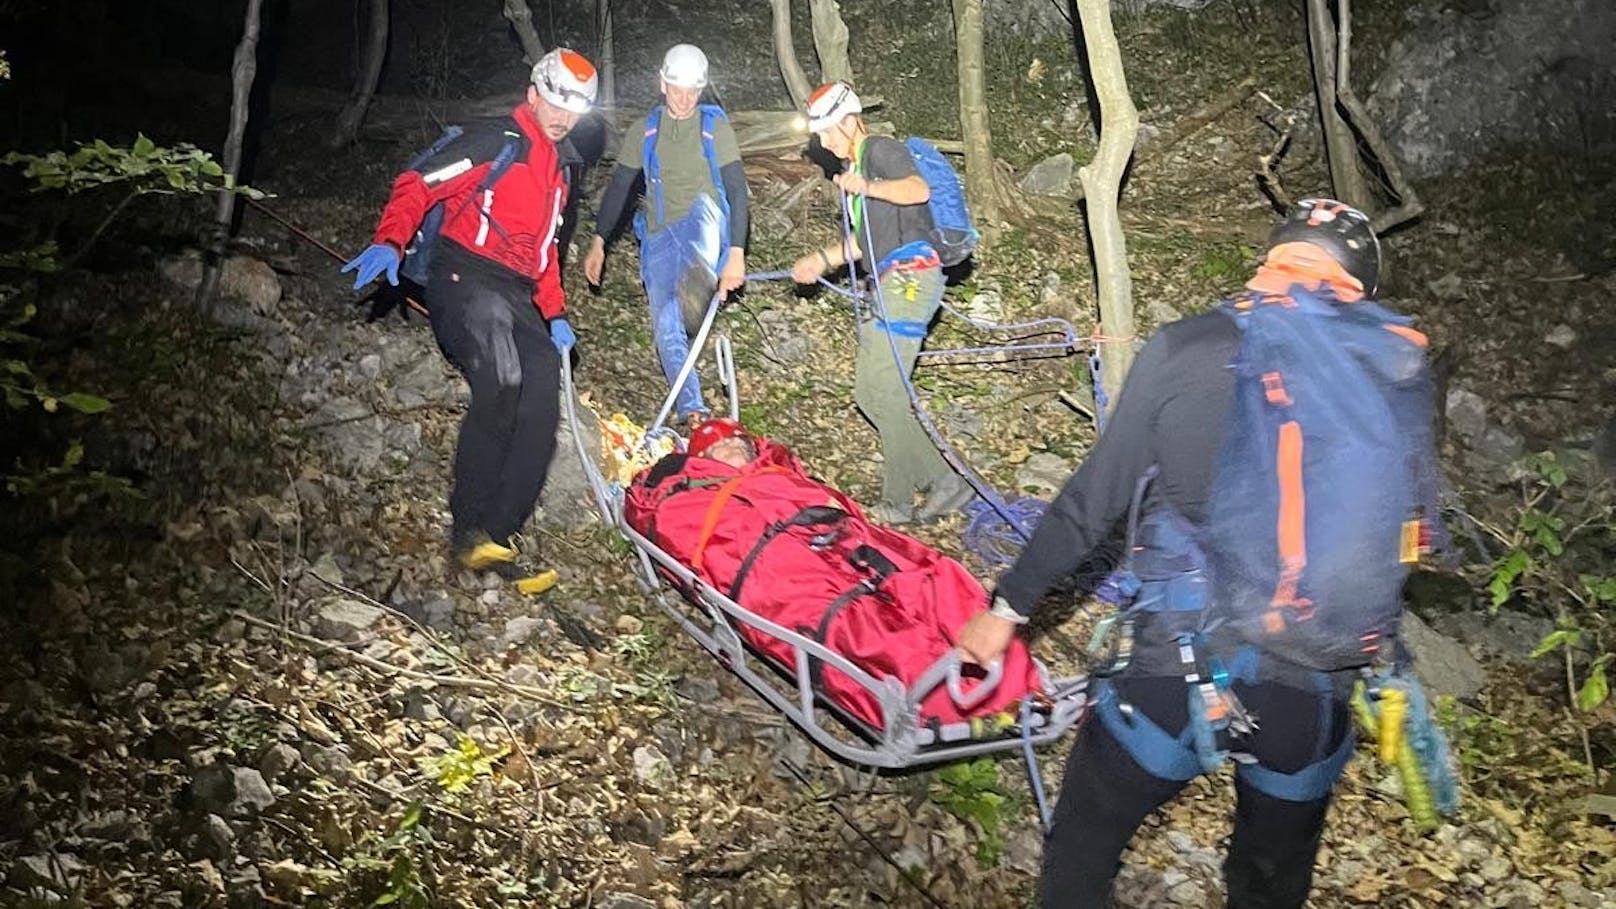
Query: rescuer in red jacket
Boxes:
[{"xmin": 343, "ymin": 48, "xmax": 597, "ymax": 583}]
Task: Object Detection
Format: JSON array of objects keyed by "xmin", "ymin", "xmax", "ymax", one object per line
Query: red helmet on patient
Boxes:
[{"xmin": 686, "ymin": 418, "xmax": 751, "ymax": 459}]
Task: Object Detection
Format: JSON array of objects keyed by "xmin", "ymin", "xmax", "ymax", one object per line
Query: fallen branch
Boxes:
[
  {"xmin": 1137, "ymin": 75, "xmax": 1258, "ymax": 164},
  {"xmin": 230, "ymin": 609, "xmax": 588, "ymax": 714}
]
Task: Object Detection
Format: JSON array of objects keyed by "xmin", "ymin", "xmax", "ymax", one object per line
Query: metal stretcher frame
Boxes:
[{"xmin": 559, "ymin": 349, "xmax": 1089, "ymax": 770}]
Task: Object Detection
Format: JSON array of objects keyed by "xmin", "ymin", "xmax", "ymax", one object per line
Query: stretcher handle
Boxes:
[{"xmin": 910, "ymin": 652, "xmax": 1004, "ymax": 714}]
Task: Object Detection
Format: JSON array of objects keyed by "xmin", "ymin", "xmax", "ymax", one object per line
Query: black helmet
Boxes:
[{"xmin": 1266, "ymin": 198, "xmax": 1381, "ymax": 296}]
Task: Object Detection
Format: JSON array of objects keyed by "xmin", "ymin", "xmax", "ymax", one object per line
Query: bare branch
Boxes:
[
  {"xmin": 769, "ymin": 0, "xmax": 813, "ymax": 109},
  {"xmin": 502, "ymin": 0, "xmax": 546, "ymax": 66}
]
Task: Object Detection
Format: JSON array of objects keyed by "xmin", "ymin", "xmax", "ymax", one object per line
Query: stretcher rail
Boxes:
[{"xmin": 559, "ymin": 352, "xmax": 1089, "ymax": 770}]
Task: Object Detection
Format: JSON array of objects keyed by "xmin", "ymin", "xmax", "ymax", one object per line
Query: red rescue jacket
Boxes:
[{"xmin": 372, "ymin": 104, "xmax": 569, "ymax": 318}]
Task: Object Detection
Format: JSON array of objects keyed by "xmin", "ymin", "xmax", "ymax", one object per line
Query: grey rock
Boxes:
[
  {"xmin": 1040, "ymin": 271, "xmax": 1064, "ymax": 308},
  {"xmin": 303, "ymin": 745, "xmax": 353, "ymax": 780},
  {"xmin": 1146, "ymin": 298, "xmax": 1185, "ymax": 327},
  {"xmin": 187, "ymin": 764, "xmax": 275, "ymax": 818},
  {"xmin": 965, "ymin": 290, "xmax": 1004, "ymax": 322},
  {"xmin": 940, "ymin": 402, "xmax": 984, "ymax": 440},
  {"xmin": 383, "ymin": 421, "xmax": 423, "ymax": 460},
  {"xmin": 257, "ymin": 743, "xmax": 300, "ymax": 783},
  {"xmin": 358, "ymin": 353, "xmax": 383, "ymax": 380},
  {"xmin": 1019, "ymin": 153, "xmax": 1076, "ymax": 197},
  {"xmin": 11, "ymin": 853, "xmax": 87, "ymax": 893},
  {"xmin": 1002, "ymin": 824, "xmax": 1043, "ymax": 876},
  {"xmin": 1431, "ymin": 609, "xmax": 1555, "ymax": 662},
  {"xmin": 1473, "ymin": 424, "xmax": 1526, "ymax": 465},
  {"xmin": 158, "ymin": 251, "xmax": 282, "ymax": 314},
  {"xmin": 756, "ymin": 308, "xmax": 811, "ymax": 366},
  {"xmin": 599, "ymin": 895, "xmax": 657, "ymax": 909},
  {"xmin": 399, "ymin": 594, "xmax": 456, "ymax": 632},
  {"xmin": 501, "ymin": 616, "xmax": 547, "ymax": 649},
  {"xmin": 632, "ymin": 744, "xmax": 674, "ymax": 787},
  {"xmin": 80, "ymin": 810, "xmax": 132, "ymax": 839},
  {"xmin": 1017, "ymin": 452, "xmax": 1074, "ymax": 497},
  {"xmin": 1589, "ymin": 418, "xmax": 1616, "ymax": 481},
  {"xmin": 1169, "ymin": 879, "xmax": 1204, "ymax": 906},
  {"xmin": 1545, "ymin": 324, "xmax": 1579, "ymax": 349},
  {"xmin": 402, "ymin": 687, "xmax": 442, "ymax": 723},
  {"xmin": 675, "ymin": 675, "xmax": 721, "ymax": 704},
  {"xmin": 393, "ymin": 357, "xmax": 454, "ymax": 408},
  {"xmin": 1445, "ymin": 387, "xmax": 1489, "ymax": 443},
  {"xmin": 1401, "ymin": 610, "xmax": 1488, "ymax": 700},
  {"xmin": 1477, "ymin": 855, "xmax": 1512, "ymax": 882},
  {"xmin": 1369, "ymin": 0, "xmax": 1616, "ymax": 179},
  {"xmin": 505, "ymin": 664, "xmax": 542, "ymax": 687},
  {"xmin": 312, "ymin": 597, "xmax": 384, "ymax": 642},
  {"xmin": 1558, "ymin": 880, "xmax": 1603, "ymax": 908},
  {"xmin": 199, "ymin": 813, "xmax": 235, "ymax": 862},
  {"xmin": 538, "ymin": 390, "xmax": 604, "ymax": 528}
]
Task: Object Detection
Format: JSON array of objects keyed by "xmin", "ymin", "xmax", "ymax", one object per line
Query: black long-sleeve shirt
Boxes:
[{"xmin": 996, "ymin": 311, "xmax": 1242, "ymax": 616}]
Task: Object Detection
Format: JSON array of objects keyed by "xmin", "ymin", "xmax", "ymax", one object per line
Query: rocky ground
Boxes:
[{"xmin": 2, "ymin": 0, "xmax": 1615, "ymax": 907}]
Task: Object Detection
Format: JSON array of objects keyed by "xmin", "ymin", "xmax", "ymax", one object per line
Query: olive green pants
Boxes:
[{"xmin": 854, "ymin": 265, "xmax": 952, "ymax": 508}]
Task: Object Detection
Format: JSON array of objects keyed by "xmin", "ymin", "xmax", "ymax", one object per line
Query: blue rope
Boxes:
[
  {"xmin": 963, "ymin": 497, "xmax": 1050, "ymax": 568},
  {"xmin": 1021, "ymin": 697, "xmax": 1054, "ymax": 832}
]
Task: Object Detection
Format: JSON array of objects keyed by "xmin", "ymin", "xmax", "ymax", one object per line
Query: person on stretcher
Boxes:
[{"xmin": 623, "ymin": 419, "xmax": 1043, "ymax": 730}]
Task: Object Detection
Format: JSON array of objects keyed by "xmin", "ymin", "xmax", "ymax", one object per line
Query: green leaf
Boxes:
[
  {"xmin": 372, "ymin": 891, "xmax": 399, "ymax": 906},
  {"xmin": 1530, "ymin": 628, "xmax": 1580, "ymax": 659},
  {"xmin": 166, "ymin": 169, "xmax": 187, "ymax": 190},
  {"xmin": 61, "ymin": 443, "xmax": 83, "ymax": 469},
  {"xmin": 1577, "ymin": 663, "xmax": 1608, "ymax": 712},
  {"xmin": 60, "ymin": 392, "xmax": 111, "ymax": 414},
  {"xmin": 132, "ymin": 134, "xmax": 156, "ymax": 158}
]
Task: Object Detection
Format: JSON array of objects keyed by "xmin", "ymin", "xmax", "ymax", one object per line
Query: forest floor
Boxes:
[{"xmin": 1, "ymin": 0, "xmax": 1614, "ymax": 907}]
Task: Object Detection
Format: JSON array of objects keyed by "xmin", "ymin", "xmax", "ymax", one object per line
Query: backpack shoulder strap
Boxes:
[
  {"xmin": 643, "ymin": 106, "xmax": 665, "ymax": 226},
  {"xmin": 476, "ymin": 118, "xmax": 526, "ymax": 189},
  {"xmin": 698, "ymin": 105, "xmax": 731, "ymax": 222}
]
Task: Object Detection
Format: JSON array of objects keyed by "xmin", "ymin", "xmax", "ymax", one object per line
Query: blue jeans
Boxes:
[{"xmin": 639, "ymin": 195, "xmax": 725, "ymax": 420}]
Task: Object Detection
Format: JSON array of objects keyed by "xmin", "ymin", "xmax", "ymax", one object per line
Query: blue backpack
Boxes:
[
  {"xmin": 904, "ymin": 137, "xmax": 978, "ymax": 267},
  {"xmin": 399, "ymin": 125, "xmax": 525, "ymax": 286},
  {"xmin": 1202, "ymin": 288, "xmax": 1441, "ymax": 671},
  {"xmin": 635, "ymin": 104, "xmax": 731, "ymax": 249}
]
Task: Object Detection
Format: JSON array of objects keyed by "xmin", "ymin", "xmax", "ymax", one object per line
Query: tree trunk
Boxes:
[
  {"xmin": 952, "ymin": 0, "xmax": 1000, "ymax": 228},
  {"xmin": 502, "ymin": 0, "xmax": 545, "ymax": 66},
  {"xmin": 1071, "ymin": 0, "xmax": 1139, "ymax": 419},
  {"xmin": 1334, "ymin": 0, "xmax": 1421, "ymax": 233},
  {"xmin": 596, "ymin": 0, "xmax": 615, "ymax": 108},
  {"xmin": 809, "ymin": 0, "xmax": 852, "ymax": 85},
  {"xmin": 329, "ymin": 0, "xmax": 389, "ymax": 149},
  {"xmin": 196, "ymin": 0, "xmax": 264, "ymax": 311},
  {"xmin": 1304, "ymin": 0, "xmax": 1371, "ymax": 210},
  {"xmin": 769, "ymin": 0, "xmax": 813, "ymax": 109}
]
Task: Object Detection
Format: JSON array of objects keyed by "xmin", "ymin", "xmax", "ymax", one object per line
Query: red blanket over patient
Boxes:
[{"xmin": 623, "ymin": 440, "xmax": 1040, "ymax": 730}]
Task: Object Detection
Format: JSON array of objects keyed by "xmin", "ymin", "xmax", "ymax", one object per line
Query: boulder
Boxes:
[
  {"xmin": 1401, "ymin": 610, "xmax": 1488, "ymax": 700},
  {"xmin": 1019, "ymin": 153, "xmax": 1075, "ymax": 197},
  {"xmin": 312, "ymin": 597, "xmax": 384, "ymax": 642},
  {"xmin": 1369, "ymin": 0, "xmax": 1616, "ymax": 179},
  {"xmin": 1432, "ymin": 609, "xmax": 1555, "ymax": 662},
  {"xmin": 186, "ymin": 763, "xmax": 276, "ymax": 818},
  {"xmin": 538, "ymin": 389, "xmax": 605, "ymax": 528}
]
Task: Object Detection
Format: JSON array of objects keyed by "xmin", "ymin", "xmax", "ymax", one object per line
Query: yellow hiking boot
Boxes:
[{"xmin": 454, "ymin": 534, "xmax": 557, "ymax": 595}]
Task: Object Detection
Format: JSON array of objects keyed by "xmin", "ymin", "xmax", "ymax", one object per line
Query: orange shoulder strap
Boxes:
[{"xmin": 691, "ymin": 466, "xmax": 788, "ymax": 574}]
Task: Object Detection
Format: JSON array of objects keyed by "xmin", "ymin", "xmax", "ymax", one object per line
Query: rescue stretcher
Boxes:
[{"xmin": 558, "ymin": 329, "xmax": 1089, "ymax": 770}]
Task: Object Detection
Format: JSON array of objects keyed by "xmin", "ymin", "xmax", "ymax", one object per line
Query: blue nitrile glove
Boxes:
[
  {"xmin": 549, "ymin": 317, "xmax": 576, "ymax": 353},
  {"xmin": 341, "ymin": 243, "xmax": 401, "ymax": 290}
]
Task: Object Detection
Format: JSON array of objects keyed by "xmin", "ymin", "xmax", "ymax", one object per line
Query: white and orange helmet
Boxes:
[
  {"xmin": 805, "ymin": 81, "xmax": 862, "ymax": 133},
  {"xmin": 531, "ymin": 48, "xmax": 598, "ymax": 114}
]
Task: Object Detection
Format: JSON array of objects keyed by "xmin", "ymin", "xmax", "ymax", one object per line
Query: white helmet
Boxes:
[
  {"xmin": 531, "ymin": 48, "xmax": 598, "ymax": 114},
  {"xmin": 660, "ymin": 44, "xmax": 709, "ymax": 90},
  {"xmin": 806, "ymin": 81, "xmax": 861, "ymax": 133}
]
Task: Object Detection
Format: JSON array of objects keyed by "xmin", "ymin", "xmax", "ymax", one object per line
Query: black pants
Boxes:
[
  {"xmin": 426, "ymin": 246, "xmax": 560, "ymax": 546},
  {"xmin": 1041, "ymin": 676, "xmax": 1350, "ymax": 909}
]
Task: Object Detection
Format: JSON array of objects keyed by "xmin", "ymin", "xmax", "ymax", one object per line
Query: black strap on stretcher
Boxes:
[
  {"xmin": 726, "ymin": 506, "xmax": 850, "ymax": 601},
  {"xmin": 808, "ymin": 545, "xmax": 899, "ymax": 690}
]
